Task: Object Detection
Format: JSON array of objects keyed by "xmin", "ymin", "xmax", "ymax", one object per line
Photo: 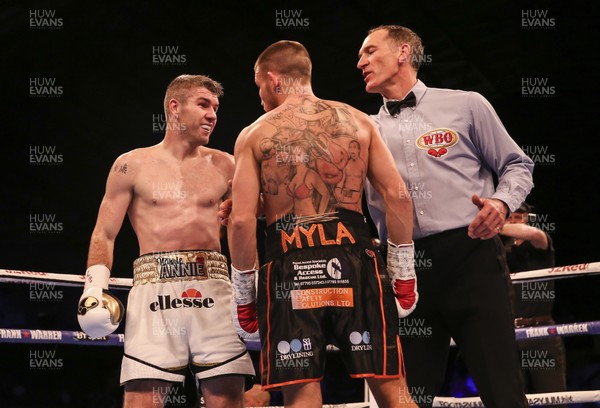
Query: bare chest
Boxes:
[{"xmin": 135, "ymin": 160, "xmax": 229, "ymax": 208}]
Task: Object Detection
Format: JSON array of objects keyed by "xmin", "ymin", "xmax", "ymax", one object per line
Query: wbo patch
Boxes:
[{"xmin": 416, "ymin": 128, "xmax": 459, "ymax": 158}]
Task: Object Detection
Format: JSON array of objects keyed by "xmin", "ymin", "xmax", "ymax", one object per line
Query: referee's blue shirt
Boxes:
[{"xmin": 365, "ymin": 80, "xmax": 534, "ymax": 241}]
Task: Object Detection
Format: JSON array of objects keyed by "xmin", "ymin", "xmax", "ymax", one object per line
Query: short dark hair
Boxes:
[
  {"xmin": 164, "ymin": 74, "xmax": 223, "ymax": 118},
  {"xmin": 369, "ymin": 25, "xmax": 425, "ymax": 72},
  {"xmin": 255, "ymin": 40, "xmax": 312, "ymax": 81}
]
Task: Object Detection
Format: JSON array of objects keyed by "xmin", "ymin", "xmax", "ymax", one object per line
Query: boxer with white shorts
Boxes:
[
  {"xmin": 78, "ymin": 75, "xmax": 254, "ymax": 408},
  {"xmin": 120, "ymin": 250, "xmax": 253, "ymax": 385}
]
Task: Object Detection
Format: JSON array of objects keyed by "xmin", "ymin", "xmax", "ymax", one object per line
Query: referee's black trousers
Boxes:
[{"xmin": 399, "ymin": 227, "xmax": 528, "ymax": 408}]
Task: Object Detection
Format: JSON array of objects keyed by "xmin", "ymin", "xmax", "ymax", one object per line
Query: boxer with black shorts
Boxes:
[
  {"xmin": 227, "ymin": 40, "xmax": 418, "ymax": 408},
  {"xmin": 78, "ymin": 75, "xmax": 254, "ymax": 408},
  {"xmin": 259, "ymin": 209, "xmax": 403, "ymax": 388}
]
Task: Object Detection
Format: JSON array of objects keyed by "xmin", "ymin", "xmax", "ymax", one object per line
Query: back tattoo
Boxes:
[{"xmin": 259, "ymin": 99, "xmax": 366, "ymax": 214}]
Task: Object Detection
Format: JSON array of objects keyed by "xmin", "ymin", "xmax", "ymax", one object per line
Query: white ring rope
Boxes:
[
  {"xmin": 1, "ymin": 262, "xmax": 599, "ymax": 406},
  {"xmin": 2, "ymin": 261, "xmax": 599, "ymax": 290},
  {"xmin": 0, "ymin": 268, "xmax": 133, "ymax": 288},
  {"xmin": 433, "ymin": 390, "xmax": 600, "ymax": 407},
  {"xmin": 1, "ymin": 262, "xmax": 599, "ymax": 350},
  {"xmin": 509, "ymin": 261, "xmax": 600, "ymax": 282},
  {"xmin": 248, "ymin": 405, "xmax": 369, "ymax": 408}
]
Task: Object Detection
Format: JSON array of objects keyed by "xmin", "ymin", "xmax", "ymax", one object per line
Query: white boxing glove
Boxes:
[
  {"xmin": 387, "ymin": 240, "xmax": 419, "ymax": 318},
  {"xmin": 230, "ymin": 264, "xmax": 259, "ymax": 342},
  {"xmin": 77, "ymin": 265, "xmax": 124, "ymax": 338}
]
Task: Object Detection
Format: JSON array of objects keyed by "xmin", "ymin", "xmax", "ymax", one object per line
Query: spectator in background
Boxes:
[{"xmin": 500, "ymin": 202, "xmax": 567, "ymax": 405}]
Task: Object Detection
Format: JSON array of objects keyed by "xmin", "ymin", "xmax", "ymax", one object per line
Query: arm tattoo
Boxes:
[{"xmin": 114, "ymin": 163, "xmax": 128, "ymax": 174}]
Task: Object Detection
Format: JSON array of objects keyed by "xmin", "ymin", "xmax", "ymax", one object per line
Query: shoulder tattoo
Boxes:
[{"xmin": 113, "ymin": 163, "xmax": 128, "ymax": 174}]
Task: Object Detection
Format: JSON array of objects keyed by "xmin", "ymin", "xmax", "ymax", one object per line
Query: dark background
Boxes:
[{"xmin": 1, "ymin": 1, "xmax": 599, "ymax": 406}]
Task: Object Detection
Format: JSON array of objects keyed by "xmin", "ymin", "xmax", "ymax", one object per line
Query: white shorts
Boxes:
[{"xmin": 119, "ymin": 250, "xmax": 255, "ymax": 385}]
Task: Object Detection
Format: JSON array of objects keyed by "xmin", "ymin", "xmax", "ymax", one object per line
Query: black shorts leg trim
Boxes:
[
  {"xmin": 190, "ymin": 349, "xmax": 249, "ymax": 374},
  {"xmin": 123, "ymin": 353, "xmax": 188, "ymax": 377}
]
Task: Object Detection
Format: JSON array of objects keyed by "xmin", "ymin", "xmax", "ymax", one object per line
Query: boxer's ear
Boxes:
[
  {"xmin": 168, "ymin": 98, "xmax": 180, "ymax": 120},
  {"xmin": 267, "ymin": 71, "xmax": 280, "ymax": 93}
]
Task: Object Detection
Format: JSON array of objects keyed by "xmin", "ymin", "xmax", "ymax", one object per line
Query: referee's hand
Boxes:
[{"xmin": 468, "ymin": 194, "xmax": 507, "ymax": 240}]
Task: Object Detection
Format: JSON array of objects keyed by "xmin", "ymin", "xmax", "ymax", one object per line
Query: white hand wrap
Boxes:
[
  {"xmin": 386, "ymin": 240, "xmax": 418, "ymax": 318},
  {"xmin": 77, "ymin": 265, "xmax": 124, "ymax": 338},
  {"xmin": 231, "ymin": 264, "xmax": 257, "ymax": 305},
  {"xmin": 230, "ymin": 264, "xmax": 259, "ymax": 341}
]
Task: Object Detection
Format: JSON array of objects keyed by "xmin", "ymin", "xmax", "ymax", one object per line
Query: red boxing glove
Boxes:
[
  {"xmin": 236, "ymin": 301, "xmax": 259, "ymax": 334},
  {"xmin": 386, "ymin": 240, "xmax": 418, "ymax": 318}
]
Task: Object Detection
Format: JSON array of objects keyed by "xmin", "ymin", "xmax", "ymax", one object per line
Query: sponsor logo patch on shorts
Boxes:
[
  {"xmin": 275, "ymin": 337, "xmax": 314, "ymax": 369},
  {"xmin": 291, "ymin": 257, "xmax": 350, "ymax": 286},
  {"xmin": 157, "ymin": 256, "xmax": 207, "ymax": 280},
  {"xmin": 290, "ymin": 287, "xmax": 354, "ymax": 310},
  {"xmin": 349, "ymin": 330, "xmax": 372, "ymax": 351},
  {"xmin": 149, "ymin": 288, "xmax": 215, "ymax": 311}
]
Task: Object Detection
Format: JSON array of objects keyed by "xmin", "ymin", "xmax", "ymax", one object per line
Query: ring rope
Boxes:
[
  {"xmin": 326, "ymin": 405, "xmax": 369, "ymax": 408},
  {"xmin": 432, "ymin": 390, "xmax": 600, "ymax": 407},
  {"xmin": 0, "ymin": 269, "xmax": 132, "ymax": 289},
  {"xmin": 248, "ymin": 405, "xmax": 369, "ymax": 408},
  {"xmin": 509, "ymin": 261, "xmax": 600, "ymax": 282},
  {"xmin": 1, "ymin": 263, "xmax": 599, "ymax": 407},
  {"xmin": 0, "ymin": 328, "xmax": 125, "ymax": 346},
  {"xmin": 515, "ymin": 320, "xmax": 600, "ymax": 341},
  {"xmin": 2, "ymin": 260, "xmax": 599, "ymax": 290},
  {"xmin": 1, "ymin": 262, "xmax": 599, "ymax": 352},
  {"xmin": 2, "ymin": 319, "xmax": 600, "ymax": 350}
]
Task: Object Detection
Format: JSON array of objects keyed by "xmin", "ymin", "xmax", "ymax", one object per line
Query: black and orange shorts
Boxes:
[{"xmin": 258, "ymin": 209, "xmax": 403, "ymax": 390}]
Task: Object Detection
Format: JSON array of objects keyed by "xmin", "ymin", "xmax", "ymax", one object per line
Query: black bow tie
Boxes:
[{"xmin": 386, "ymin": 92, "xmax": 416, "ymax": 116}]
